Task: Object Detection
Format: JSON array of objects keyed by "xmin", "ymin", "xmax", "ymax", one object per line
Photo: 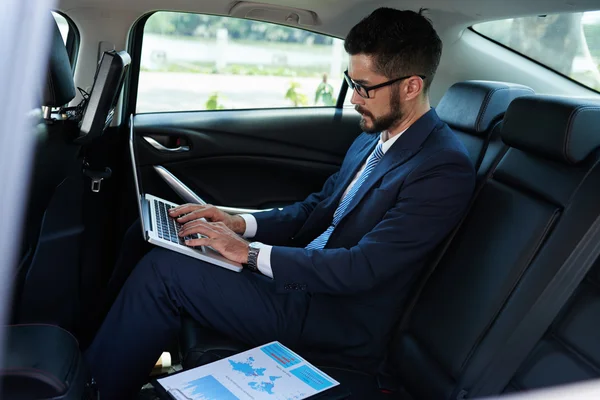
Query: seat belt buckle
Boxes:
[
  {"xmin": 90, "ymin": 178, "xmax": 103, "ymax": 193},
  {"xmin": 83, "ymin": 166, "xmax": 112, "ymax": 193}
]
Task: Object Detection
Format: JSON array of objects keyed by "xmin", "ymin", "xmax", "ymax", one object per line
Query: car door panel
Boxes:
[{"xmin": 133, "ymin": 108, "xmax": 362, "ymax": 208}]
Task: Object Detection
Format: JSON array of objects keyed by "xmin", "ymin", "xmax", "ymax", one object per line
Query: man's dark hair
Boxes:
[{"xmin": 344, "ymin": 8, "xmax": 442, "ymax": 93}]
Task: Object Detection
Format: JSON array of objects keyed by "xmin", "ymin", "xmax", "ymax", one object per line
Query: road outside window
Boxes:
[{"xmin": 137, "ymin": 12, "xmax": 347, "ymax": 113}]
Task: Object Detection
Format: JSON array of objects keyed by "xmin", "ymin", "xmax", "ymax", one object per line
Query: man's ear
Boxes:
[{"xmin": 404, "ymin": 76, "xmax": 425, "ymax": 101}]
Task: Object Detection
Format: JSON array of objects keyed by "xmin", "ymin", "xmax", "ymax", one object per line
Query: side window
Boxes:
[
  {"xmin": 52, "ymin": 11, "xmax": 79, "ymax": 69},
  {"xmin": 472, "ymin": 11, "xmax": 600, "ymax": 92},
  {"xmin": 52, "ymin": 12, "xmax": 69, "ymax": 44},
  {"xmin": 137, "ymin": 12, "xmax": 346, "ymax": 113}
]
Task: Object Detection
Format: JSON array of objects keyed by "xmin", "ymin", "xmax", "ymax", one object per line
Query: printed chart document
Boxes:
[{"xmin": 156, "ymin": 341, "xmax": 340, "ymax": 400}]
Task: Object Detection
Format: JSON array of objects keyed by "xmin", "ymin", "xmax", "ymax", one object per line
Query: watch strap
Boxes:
[{"xmin": 246, "ymin": 242, "xmax": 261, "ymax": 272}]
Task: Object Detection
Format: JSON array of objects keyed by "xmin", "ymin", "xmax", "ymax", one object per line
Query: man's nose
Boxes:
[{"xmin": 350, "ymin": 88, "xmax": 365, "ymax": 105}]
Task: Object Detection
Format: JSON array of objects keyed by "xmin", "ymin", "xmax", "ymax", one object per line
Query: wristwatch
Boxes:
[{"xmin": 245, "ymin": 242, "xmax": 262, "ymax": 272}]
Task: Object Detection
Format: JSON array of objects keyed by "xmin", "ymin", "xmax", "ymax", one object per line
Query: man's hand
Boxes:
[
  {"xmin": 178, "ymin": 220, "xmax": 250, "ymax": 264},
  {"xmin": 169, "ymin": 204, "xmax": 246, "ymax": 234}
]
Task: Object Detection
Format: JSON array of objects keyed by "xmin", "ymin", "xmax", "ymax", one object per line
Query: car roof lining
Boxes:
[{"xmin": 57, "ymin": 0, "xmax": 600, "ymax": 40}]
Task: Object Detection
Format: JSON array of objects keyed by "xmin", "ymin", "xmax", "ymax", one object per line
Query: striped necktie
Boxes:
[{"xmin": 306, "ymin": 142, "xmax": 385, "ymax": 250}]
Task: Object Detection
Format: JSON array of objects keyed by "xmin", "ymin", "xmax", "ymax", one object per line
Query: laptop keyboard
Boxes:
[{"xmin": 154, "ymin": 199, "xmax": 199, "ymax": 245}]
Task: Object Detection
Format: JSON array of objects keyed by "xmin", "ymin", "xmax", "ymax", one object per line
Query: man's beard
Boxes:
[{"xmin": 356, "ymin": 89, "xmax": 402, "ymax": 134}]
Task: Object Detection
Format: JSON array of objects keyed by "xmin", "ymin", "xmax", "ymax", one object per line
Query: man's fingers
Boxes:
[
  {"xmin": 179, "ymin": 220, "xmax": 215, "ymax": 237},
  {"xmin": 176, "ymin": 207, "xmax": 220, "ymax": 224},
  {"xmin": 176, "ymin": 210, "xmax": 207, "ymax": 223},
  {"xmin": 169, "ymin": 203, "xmax": 215, "ymax": 219},
  {"xmin": 183, "ymin": 237, "xmax": 212, "ymax": 248},
  {"xmin": 168, "ymin": 203, "xmax": 197, "ymax": 216},
  {"xmin": 179, "ymin": 226, "xmax": 249, "ymax": 264},
  {"xmin": 181, "ymin": 219, "xmax": 211, "ymax": 231}
]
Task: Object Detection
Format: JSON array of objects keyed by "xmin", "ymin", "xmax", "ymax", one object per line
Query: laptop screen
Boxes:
[{"xmin": 128, "ymin": 114, "xmax": 149, "ymax": 237}]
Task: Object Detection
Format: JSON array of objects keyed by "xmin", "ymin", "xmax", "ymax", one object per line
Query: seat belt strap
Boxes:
[{"xmin": 466, "ymin": 212, "xmax": 600, "ymax": 398}]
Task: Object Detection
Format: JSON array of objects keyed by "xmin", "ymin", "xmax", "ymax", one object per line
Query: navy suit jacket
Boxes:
[{"xmin": 252, "ymin": 108, "xmax": 475, "ymax": 371}]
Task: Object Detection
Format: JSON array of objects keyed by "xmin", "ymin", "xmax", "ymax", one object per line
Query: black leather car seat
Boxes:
[
  {"xmin": 483, "ymin": 96, "xmax": 600, "ymax": 396},
  {"xmin": 436, "ymin": 80, "xmax": 534, "ymax": 180},
  {"xmin": 0, "ymin": 324, "xmax": 90, "ymax": 399},
  {"xmin": 394, "ymin": 95, "xmax": 600, "ymax": 399},
  {"xmin": 14, "ymin": 15, "xmax": 80, "ymax": 327}
]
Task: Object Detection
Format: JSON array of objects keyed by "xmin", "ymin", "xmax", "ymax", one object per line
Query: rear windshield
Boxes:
[{"xmin": 472, "ymin": 11, "xmax": 600, "ymax": 92}]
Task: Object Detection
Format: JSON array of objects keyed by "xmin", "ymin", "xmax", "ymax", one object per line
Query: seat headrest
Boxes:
[
  {"xmin": 436, "ymin": 80, "xmax": 534, "ymax": 137},
  {"xmin": 43, "ymin": 16, "xmax": 76, "ymax": 107},
  {"xmin": 502, "ymin": 95, "xmax": 600, "ymax": 165}
]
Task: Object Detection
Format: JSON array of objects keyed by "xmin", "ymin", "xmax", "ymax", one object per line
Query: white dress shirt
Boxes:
[{"xmin": 240, "ymin": 129, "xmax": 405, "ymax": 278}]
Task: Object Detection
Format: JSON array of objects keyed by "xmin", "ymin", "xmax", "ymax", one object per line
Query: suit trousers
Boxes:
[{"xmin": 84, "ymin": 231, "xmax": 311, "ymax": 399}]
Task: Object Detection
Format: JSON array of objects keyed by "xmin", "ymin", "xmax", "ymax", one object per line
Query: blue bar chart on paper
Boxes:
[
  {"xmin": 181, "ymin": 375, "xmax": 237, "ymax": 400},
  {"xmin": 261, "ymin": 342, "xmax": 302, "ymax": 368}
]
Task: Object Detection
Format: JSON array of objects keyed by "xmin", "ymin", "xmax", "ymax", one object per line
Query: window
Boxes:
[
  {"xmin": 473, "ymin": 11, "xmax": 600, "ymax": 92},
  {"xmin": 52, "ymin": 12, "xmax": 69, "ymax": 44},
  {"xmin": 52, "ymin": 11, "xmax": 79, "ymax": 68},
  {"xmin": 137, "ymin": 12, "xmax": 346, "ymax": 113}
]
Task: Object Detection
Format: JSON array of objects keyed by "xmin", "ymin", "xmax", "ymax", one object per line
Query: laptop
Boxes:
[{"xmin": 128, "ymin": 115, "xmax": 243, "ymax": 273}]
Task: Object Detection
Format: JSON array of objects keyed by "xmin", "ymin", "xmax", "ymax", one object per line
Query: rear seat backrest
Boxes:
[
  {"xmin": 17, "ymin": 16, "xmax": 77, "ymax": 308},
  {"xmin": 16, "ymin": 16, "xmax": 80, "ymax": 328},
  {"xmin": 498, "ymin": 96, "xmax": 600, "ymax": 394},
  {"xmin": 23, "ymin": 16, "xmax": 76, "ymax": 254},
  {"xmin": 392, "ymin": 95, "xmax": 600, "ymax": 399},
  {"xmin": 436, "ymin": 80, "xmax": 534, "ymax": 178}
]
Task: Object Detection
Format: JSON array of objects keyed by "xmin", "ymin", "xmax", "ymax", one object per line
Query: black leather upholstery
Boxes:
[
  {"xmin": 436, "ymin": 80, "xmax": 533, "ymax": 176},
  {"xmin": 15, "ymin": 15, "xmax": 83, "ymax": 330},
  {"xmin": 1, "ymin": 324, "xmax": 88, "ymax": 399},
  {"xmin": 502, "ymin": 95, "xmax": 600, "ymax": 164},
  {"xmin": 179, "ymin": 94, "xmax": 600, "ymax": 399},
  {"xmin": 317, "ymin": 367, "xmax": 408, "ymax": 399},
  {"xmin": 14, "ymin": 109, "xmax": 49, "ymax": 318},
  {"xmin": 394, "ymin": 95, "xmax": 600, "ymax": 399},
  {"xmin": 475, "ymin": 121, "xmax": 505, "ymax": 178},
  {"xmin": 507, "ymin": 258, "xmax": 600, "ymax": 393},
  {"xmin": 43, "ymin": 16, "xmax": 75, "ymax": 107},
  {"xmin": 436, "ymin": 81, "xmax": 534, "ymax": 136},
  {"xmin": 488, "ymin": 99, "xmax": 600, "ymax": 394},
  {"xmin": 180, "ymin": 316, "xmax": 251, "ymax": 370}
]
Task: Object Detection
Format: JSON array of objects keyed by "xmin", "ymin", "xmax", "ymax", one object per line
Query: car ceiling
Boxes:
[{"xmin": 58, "ymin": 0, "xmax": 600, "ymax": 40}]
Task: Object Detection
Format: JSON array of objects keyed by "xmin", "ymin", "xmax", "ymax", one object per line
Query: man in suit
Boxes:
[{"xmin": 86, "ymin": 7, "xmax": 475, "ymax": 399}]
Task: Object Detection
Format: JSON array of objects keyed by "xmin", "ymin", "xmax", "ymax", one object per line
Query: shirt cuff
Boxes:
[
  {"xmin": 257, "ymin": 244, "xmax": 273, "ymax": 279},
  {"xmin": 239, "ymin": 214, "xmax": 257, "ymax": 238}
]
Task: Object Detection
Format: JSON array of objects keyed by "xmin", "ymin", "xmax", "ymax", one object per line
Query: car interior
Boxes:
[{"xmin": 3, "ymin": 0, "xmax": 600, "ymax": 399}]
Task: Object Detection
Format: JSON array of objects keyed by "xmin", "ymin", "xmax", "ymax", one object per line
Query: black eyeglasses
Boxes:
[{"xmin": 344, "ymin": 70, "xmax": 426, "ymax": 99}]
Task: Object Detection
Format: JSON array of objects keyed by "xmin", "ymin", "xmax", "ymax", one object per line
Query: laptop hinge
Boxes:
[{"xmin": 141, "ymin": 196, "xmax": 153, "ymax": 234}]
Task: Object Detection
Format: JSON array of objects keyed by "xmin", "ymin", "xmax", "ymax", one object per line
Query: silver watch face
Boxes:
[{"xmin": 249, "ymin": 242, "xmax": 262, "ymax": 251}]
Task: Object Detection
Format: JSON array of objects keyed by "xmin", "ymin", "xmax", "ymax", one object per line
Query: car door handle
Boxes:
[{"xmin": 142, "ymin": 136, "xmax": 189, "ymax": 153}]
